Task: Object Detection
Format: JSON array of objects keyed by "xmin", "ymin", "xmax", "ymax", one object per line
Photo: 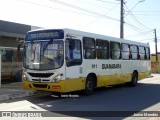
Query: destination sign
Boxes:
[{"xmin": 25, "ymin": 30, "xmax": 64, "ymax": 41}]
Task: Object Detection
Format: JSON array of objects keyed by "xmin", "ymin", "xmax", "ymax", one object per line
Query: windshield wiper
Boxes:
[{"xmin": 45, "ymin": 39, "xmax": 53, "ymax": 48}]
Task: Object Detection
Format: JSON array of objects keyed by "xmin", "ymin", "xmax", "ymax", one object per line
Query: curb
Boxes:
[{"xmin": 0, "ymin": 91, "xmax": 39, "ymax": 101}]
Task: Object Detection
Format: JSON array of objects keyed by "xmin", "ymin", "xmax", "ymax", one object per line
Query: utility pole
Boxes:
[
  {"xmin": 154, "ymin": 29, "xmax": 159, "ymax": 73},
  {"xmin": 0, "ymin": 49, "xmax": 1, "ymax": 87},
  {"xmin": 120, "ymin": 0, "xmax": 124, "ymax": 39},
  {"xmin": 120, "ymin": 0, "xmax": 145, "ymax": 39}
]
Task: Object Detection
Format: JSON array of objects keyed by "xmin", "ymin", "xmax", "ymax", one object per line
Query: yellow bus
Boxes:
[{"xmin": 22, "ymin": 28, "xmax": 151, "ymax": 94}]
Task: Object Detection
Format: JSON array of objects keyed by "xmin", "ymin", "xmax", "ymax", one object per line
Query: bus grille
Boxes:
[
  {"xmin": 33, "ymin": 84, "xmax": 48, "ymax": 88},
  {"xmin": 28, "ymin": 73, "xmax": 53, "ymax": 78},
  {"xmin": 32, "ymin": 79, "xmax": 50, "ymax": 82}
]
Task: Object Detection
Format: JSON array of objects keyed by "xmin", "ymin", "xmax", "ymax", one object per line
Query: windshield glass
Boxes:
[{"xmin": 23, "ymin": 40, "xmax": 64, "ymax": 70}]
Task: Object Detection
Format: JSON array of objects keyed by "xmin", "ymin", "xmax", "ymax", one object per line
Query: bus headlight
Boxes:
[
  {"xmin": 52, "ymin": 74, "xmax": 63, "ymax": 82},
  {"xmin": 22, "ymin": 73, "xmax": 29, "ymax": 81}
]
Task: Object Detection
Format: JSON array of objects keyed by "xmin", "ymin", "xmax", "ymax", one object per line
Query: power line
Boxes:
[
  {"xmin": 129, "ymin": 38, "xmax": 154, "ymax": 43},
  {"xmin": 76, "ymin": 0, "xmax": 115, "ymax": 10},
  {"xmin": 129, "ymin": 11, "xmax": 160, "ymax": 17},
  {"xmin": 49, "ymin": 0, "xmax": 120, "ymax": 22},
  {"xmin": 16, "ymin": 0, "xmax": 112, "ymax": 18},
  {"xmin": 49, "ymin": 0, "xmax": 154, "ymax": 37},
  {"xmin": 17, "ymin": 0, "xmax": 143, "ymax": 31},
  {"xmin": 130, "ymin": 11, "xmax": 160, "ymax": 13},
  {"xmin": 80, "ymin": 4, "xmax": 119, "ymax": 29},
  {"xmin": 125, "ymin": 22, "xmax": 148, "ymax": 33},
  {"xmin": 124, "ymin": 4, "xmax": 152, "ymax": 31},
  {"xmin": 17, "ymin": 0, "xmax": 155, "ymax": 39},
  {"xmin": 15, "ymin": 0, "xmax": 121, "ymax": 24},
  {"xmin": 96, "ymin": 0, "xmax": 119, "ymax": 4},
  {"xmin": 133, "ymin": 13, "xmax": 160, "ymax": 16},
  {"xmin": 124, "ymin": 18, "xmax": 154, "ymax": 39},
  {"xmin": 124, "ymin": 0, "xmax": 145, "ymax": 17},
  {"xmin": 125, "ymin": 26, "xmax": 153, "ymax": 40},
  {"xmin": 125, "ymin": 30, "xmax": 153, "ymax": 38}
]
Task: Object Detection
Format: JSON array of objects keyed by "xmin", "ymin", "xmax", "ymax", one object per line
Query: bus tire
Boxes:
[
  {"xmin": 84, "ymin": 76, "xmax": 95, "ymax": 95},
  {"xmin": 130, "ymin": 72, "xmax": 138, "ymax": 86}
]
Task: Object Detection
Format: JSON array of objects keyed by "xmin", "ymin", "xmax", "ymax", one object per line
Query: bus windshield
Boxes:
[{"xmin": 23, "ymin": 40, "xmax": 64, "ymax": 70}]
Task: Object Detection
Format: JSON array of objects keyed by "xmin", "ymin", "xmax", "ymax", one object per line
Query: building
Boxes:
[
  {"xmin": 151, "ymin": 53, "xmax": 160, "ymax": 73},
  {"xmin": 0, "ymin": 20, "xmax": 41, "ymax": 83},
  {"xmin": 0, "ymin": 20, "xmax": 40, "ymax": 47}
]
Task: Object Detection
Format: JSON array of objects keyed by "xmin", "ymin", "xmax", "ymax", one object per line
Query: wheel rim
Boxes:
[{"xmin": 87, "ymin": 80, "xmax": 93, "ymax": 90}]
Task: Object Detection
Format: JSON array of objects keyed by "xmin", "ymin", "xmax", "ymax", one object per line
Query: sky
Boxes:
[{"xmin": 0, "ymin": 0, "xmax": 160, "ymax": 53}]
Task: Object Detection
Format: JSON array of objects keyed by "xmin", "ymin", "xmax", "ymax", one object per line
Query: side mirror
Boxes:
[{"xmin": 65, "ymin": 57, "xmax": 69, "ymax": 61}]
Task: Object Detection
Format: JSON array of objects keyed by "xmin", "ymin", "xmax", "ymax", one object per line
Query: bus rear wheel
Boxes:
[
  {"xmin": 84, "ymin": 76, "xmax": 95, "ymax": 95},
  {"xmin": 130, "ymin": 72, "xmax": 138, "ymax": 86}
]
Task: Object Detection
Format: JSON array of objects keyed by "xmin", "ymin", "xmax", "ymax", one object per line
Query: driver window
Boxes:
[{"xmin": 66, "ymin": 38, "xmax": 82, "ymax": 67}]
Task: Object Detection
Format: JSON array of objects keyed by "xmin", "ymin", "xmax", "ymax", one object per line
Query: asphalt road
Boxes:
[{"xmin": 0, "ymin": 74, "xmax": 160, "ymax": 120}]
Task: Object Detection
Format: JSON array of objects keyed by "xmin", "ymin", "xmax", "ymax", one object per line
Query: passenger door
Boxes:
[{"xmin": 65, "ymin": 38, "xmax": 84, "ymax": 91}]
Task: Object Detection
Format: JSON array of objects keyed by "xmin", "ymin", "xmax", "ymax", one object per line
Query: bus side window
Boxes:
[
  {"xmin": 145, "ymin": 47, "xmax": 150, "ymax": 60},
  {"xmin": 139, "ymin": 46, "xmax": 145, "ymax": 60},
  {"xmin": 131, "ymin": 45, "xmax": 138, "ymax": 60},
  {"xmin": 121, "ymin": 43, "xmax": 130, "ymax": 60},
  {"xmin": 66, "ymin": 38, "xmax": 82, "ymax": 67},
  {"xmin": 83, "ymin": 37, "xmax": 96, "ymax": 59},
  {"xmin": 110, "ymin": 41, "xmax": 121, "ymax": 60},
  {"xmin": 96, "ymin": 39, "xmax": 109, "ymax": 59}
]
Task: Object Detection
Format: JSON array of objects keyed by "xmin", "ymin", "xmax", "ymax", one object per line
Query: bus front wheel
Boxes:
[{"xmin": 84, "ymin": 76, "xmax": 95, "ymax": 95}]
